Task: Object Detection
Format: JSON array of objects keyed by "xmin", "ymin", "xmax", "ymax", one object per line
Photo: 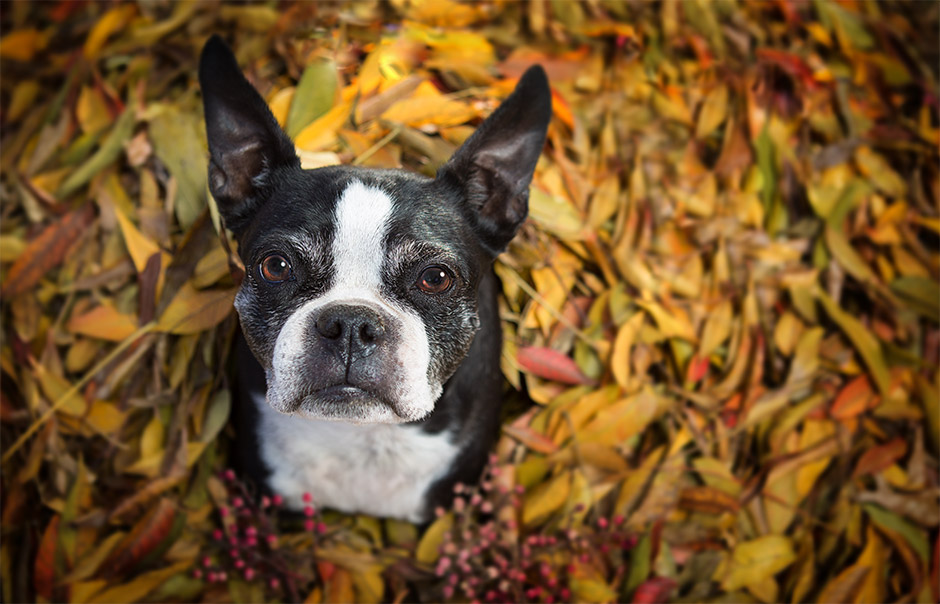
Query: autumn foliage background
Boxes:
[{"xmin": 1, "ymin": 1, "xmax": 939, "ymax": 602}]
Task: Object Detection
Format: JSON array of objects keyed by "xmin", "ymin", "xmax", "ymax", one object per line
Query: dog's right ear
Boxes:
[{"xmin": 199, "ymin": 35, "xmax": 299, "ymax": 234}]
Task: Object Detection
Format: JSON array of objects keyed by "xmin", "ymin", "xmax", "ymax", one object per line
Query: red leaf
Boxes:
[
  {"xmin": 104, "ymin": 498, "xmax": 177, "ymax": 577},
  {"xmin": 2, "ymin": 204, "xmax": 95, "ymax": 299},
  {"xmin": 632, "ymin": 577, "xmax": 677, "ymax": 604},
  {"xmin": 756, "ymin": 48, "xmax": 820, "ymax": 90},
  {"xmin": 852, "ymin": 437, "xmax": 908, "ymax": 478},
  {"xmin": 34, "ymin": 515, "xmax": 60, "ymax": 601},
  {"xmin": 517, "ymin": 346, "xmax": 594, "ymax": 385},
  {"xmin": 686, "ymin": 354, "xmax": 710, "ymax": 383}
]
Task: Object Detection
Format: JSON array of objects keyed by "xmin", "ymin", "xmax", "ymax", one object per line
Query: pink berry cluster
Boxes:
[
  {"xmin": 192, "ymin": 468, "xmax": 326, "ymax": 601},
  {"xmin": 430, "ymin": 458, "xmax": 636, "ymax": 603}
]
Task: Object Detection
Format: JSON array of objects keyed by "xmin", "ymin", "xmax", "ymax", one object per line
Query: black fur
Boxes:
[{"xmin": 203, "ymin": 35, "xmax": 551, "ymax": 520}]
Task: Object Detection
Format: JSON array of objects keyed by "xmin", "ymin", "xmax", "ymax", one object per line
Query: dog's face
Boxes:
[{"xmin": 199, "ymin": 36, "xmax": 551, "ymax": 424}]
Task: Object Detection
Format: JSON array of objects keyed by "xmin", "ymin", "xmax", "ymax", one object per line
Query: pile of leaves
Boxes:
[{"xmin": 2, "ymin": 1, "xmax": 938, "ymax": 602}]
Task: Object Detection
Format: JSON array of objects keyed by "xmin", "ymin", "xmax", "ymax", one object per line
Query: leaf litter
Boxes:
[{"xmin": 1, "ymin": 1, "xmax": 938, "ymax": 602}]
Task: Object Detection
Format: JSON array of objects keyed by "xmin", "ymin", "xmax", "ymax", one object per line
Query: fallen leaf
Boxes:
[{"xmin": 2, "ymin": 204, "xmax": 95, "ymax": 299}]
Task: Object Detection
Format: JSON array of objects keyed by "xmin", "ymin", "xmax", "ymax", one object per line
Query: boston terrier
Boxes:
[{"xmin": 199, "ymin": 36, "xmax": 551, "ymax": 523}]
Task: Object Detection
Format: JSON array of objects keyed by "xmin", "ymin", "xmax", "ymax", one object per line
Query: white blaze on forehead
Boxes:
[
  {"xmin": 332, "ymin": 180, "xmax": 394, "ymax": 292},
  {"xmin": 266, "ymin": 180, "xmax": 440, "ymax": 423}
]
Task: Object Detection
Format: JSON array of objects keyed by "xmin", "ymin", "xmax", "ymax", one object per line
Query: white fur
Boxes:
[
  {"xmin": 254, "ymin": 390, "xmax": 459, "ymax": 522},
  {"xmin": 267, "ymin": 181, "xmax": 439, "ymax": 422}
]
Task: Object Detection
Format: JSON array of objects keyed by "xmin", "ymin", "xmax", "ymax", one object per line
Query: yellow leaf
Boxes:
[
  {"xmin": 787, "ymin": 327, "xmax": 823, "ymax": 386},
  {"xmin": 33, "ymin": 361, "xmax": 87, "ymax": 416},
  {"xmin": 527, "ymin": 187, "xmax": 584, "ymax": 241},
  {"xmin": 795, "ymin": 419, "xmax": 834, "ymax": 497},
  {"xmin": 415, "ymin": 511, "xmax": 452, "ymax": 564},
  {"xmin": 67, "ymin": 302, "xmax": 139, "ymax": 342},
  {"xmin": 816, "ymin": 290, "xmax": 891, "ymax": 398},
  {"xmin": 294, "ymin": 102, "xmax": 352, "ymax": 151},
  {"xmin": 854, "ymin": 526, "xmax": 886, "ymax": 603},
  {"xmin": 192, "ymin": 245, "xmax": 230, "ymax": 289},
  {"xmin": 156, "ymin": 283, "xmax": 236, "ymax": 335},
  {"xmin": 83, "ymin": 5, "xmax": 137, "ymax": 59},
  {"xmin": 696, "ymin": 84, "xmax": 729, "ymax": 138},
  {"xmin": 8, "ymin": 80, "xmax": 40, "ymax": 122},
  {"xmin": 773, "ymin": 310, "xmax": 804, "ymax": 356},
  {"xmin": 268, "ymin": 86, "xmax": 295, "ymax": 127},
  {"xmin": 580, "ymin": 388, "xmax": 666, "ymax": 447},
  {"xmin": 611, "ymin": 312, "xmax": 645, "ymax": 390},
  {"xmin": 383, "ymin": 85, "xmax": 477, "ymax": 128},
  {"xmin": 587, "ymin": 176, "xmax": 621, "ymax": 230},
  {"xmin": 114, "ymin": 207, "xmax": 161, "ymax": 273},
  {"xmin": 854, "ymin": 146, "xmax": 907, "ymax": 198},
  {"xmin": 825, "ymin": 225, "xmax": 880, "ymax": 286},
  {"xmin": 76, "ymin": 86, "xmax": 111, "ymax": 135},
  {"xmin": 652, "ymin": 88, "xmax": 693, "ymax": 124},
  {"xmin": 698, "ymin": 299, "xmax": 733, "ymax": 358},
  {"xmin": 403, "ymin": 23, "xmax": 494, "ymax": 63},
  {"xmin": 522, "ymin": 470, "xmax": 571, "ymax": 526},
  {"xmin": 85, "ymin": 401, "xmax": 124, "ymax": 435},
  {"xmin": 636, "ymin": 300, "xmax": 696, "ymax": 341},
  {"xmin": 140, "ymin": 415, "xmax": 164, "ymax": 459},
  {"xmin": 717, "ymin": 535, "xmax": 797, "ymax": 591}
]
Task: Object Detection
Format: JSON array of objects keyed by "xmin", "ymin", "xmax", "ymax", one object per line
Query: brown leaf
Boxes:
[
  {"xmin": 852, "ymin": 437, "xmax": 907, "ymax": 478},
  {"xmin": 2, "ymin": 204, "xmax": 94, "ymax": 299},
  {"xmin": 34, "ymin": 515, "xmax": 60, "ymax": 601},
  {"xmin": 678, "ymin": 486, "xmax": 740, "ymax": 515}
]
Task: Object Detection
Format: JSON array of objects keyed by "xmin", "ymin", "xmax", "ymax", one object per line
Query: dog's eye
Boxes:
[
  {"xmin": 259, "ymin": 254, "xmax": 292, "ymax": 284},
  {"xmin": 416, "ymin": 266, "xmax": 453, "ymax": 294}
]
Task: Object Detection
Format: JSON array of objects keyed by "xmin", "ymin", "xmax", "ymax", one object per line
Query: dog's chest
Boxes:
[{"xmin": 253, "ymin": 392, "xmax": 458, "ymax": 522}]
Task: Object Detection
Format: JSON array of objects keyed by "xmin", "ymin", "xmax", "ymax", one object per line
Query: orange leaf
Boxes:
[
  {"xmin": 517, "ymin": 346, "xmax": 594, "ymax": 385},
  {"xmin": 831, "ymin": 375, "xmax": 878, "ymax": 420},
  {"xmin": 2, "ymin": 205, "xmax": 94, "ymax": 299}
]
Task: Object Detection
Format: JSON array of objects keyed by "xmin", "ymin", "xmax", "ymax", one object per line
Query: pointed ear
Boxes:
[
  {"xmin": 199, "ymin": 35, "xmax": 299, "ymax": 234},
  {"xmin": 437, "ymin": 65, "xmax": 551, "ymax": 255}
]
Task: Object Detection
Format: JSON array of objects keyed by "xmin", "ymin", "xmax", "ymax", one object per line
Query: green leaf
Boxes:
[
  {"xmin": 286, "ymin": 59, "xmax": 337, "ymax": 138},
  {"xmin": 891, "ymin": 276, "xmax": 940, "ymax": 322},
  {"xmin": 149, "ymin": 105, "xmax": 208, "ymax": 229},
  {"xmin": 57, "ymin": 108, "xmax": 135, "ymax": 198},
  {"xmin": 863, "ymin": 504, "xmax": 929, "ymax": 562}
]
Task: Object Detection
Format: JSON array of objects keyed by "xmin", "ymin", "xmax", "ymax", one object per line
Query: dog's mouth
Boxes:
[{"xmin": 279, "ymin": 384, "xmax": 409, "ymax": 424}]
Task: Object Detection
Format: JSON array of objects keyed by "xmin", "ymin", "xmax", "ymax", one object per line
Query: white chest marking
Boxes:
[{"xmin": 254, "ymin": 391, "xmax": 459, "ymax": 522}]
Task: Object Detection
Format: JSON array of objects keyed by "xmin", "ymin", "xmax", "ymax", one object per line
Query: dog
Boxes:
[{"xmin": 199, "ymin": 35, "xmax": 551, "ymax": 523}]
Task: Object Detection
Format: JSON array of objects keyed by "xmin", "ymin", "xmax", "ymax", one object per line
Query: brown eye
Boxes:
[
  {"xmin": 260, "ymin": 254, "xmax": 292, "ymax": 283},
  {"xmin": 417, "ymin": 266, "xmax": 453, "ymax": 294}
]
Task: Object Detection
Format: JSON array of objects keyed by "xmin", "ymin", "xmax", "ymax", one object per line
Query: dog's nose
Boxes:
[{"xmin": 315, "ymin": 305, "xmax": 386, "ymax": 362}]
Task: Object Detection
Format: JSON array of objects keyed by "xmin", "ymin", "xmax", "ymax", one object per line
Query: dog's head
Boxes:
[{"xmin": 199, "ymin": 36, "xmax": 551, "ymax": 424}]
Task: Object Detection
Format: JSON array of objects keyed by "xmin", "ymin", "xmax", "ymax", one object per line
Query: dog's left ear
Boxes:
[{"xmin": 437, "ymin": 66, "xmax": 551, "ymax": 255}]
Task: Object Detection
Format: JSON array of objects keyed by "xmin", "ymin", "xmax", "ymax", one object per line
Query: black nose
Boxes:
[{"xmin": 315, "ymin": 305, "xmax": 386, "ymax": 362}]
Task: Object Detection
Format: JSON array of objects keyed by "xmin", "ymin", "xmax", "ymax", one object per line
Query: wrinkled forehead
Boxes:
[{"xmin": 239, "ymin": 168, "xmax": 479, "ymax": 265}]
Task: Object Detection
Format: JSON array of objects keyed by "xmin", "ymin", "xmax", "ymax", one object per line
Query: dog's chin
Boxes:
[{"xmin": 278, "ymin": 387, "xmax": 412, "ymax": 424}]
